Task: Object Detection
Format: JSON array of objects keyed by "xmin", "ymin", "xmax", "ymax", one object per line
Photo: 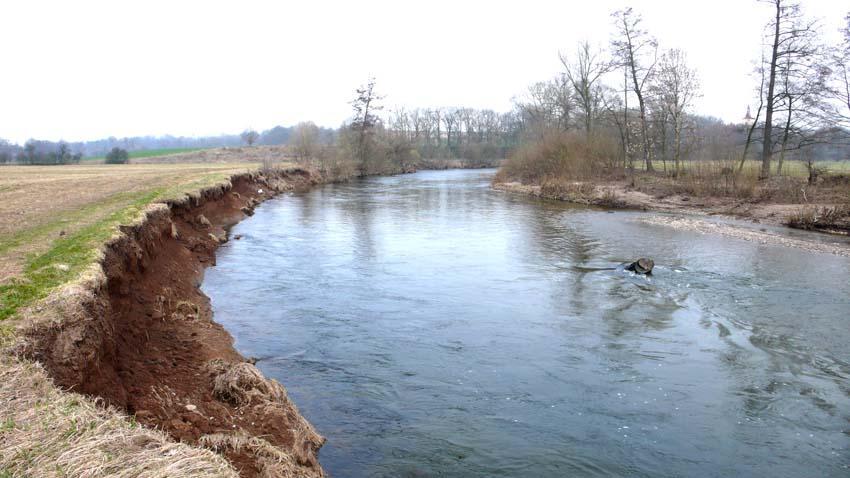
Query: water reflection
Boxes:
[{"xmin": 204, "ymin": 169, "xmax": 850, "ymax": 477}]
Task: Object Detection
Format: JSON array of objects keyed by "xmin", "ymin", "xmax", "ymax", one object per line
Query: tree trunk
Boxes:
[
  {"xmin": 760, "ymin": 0, "xmax": 781, "ymax": 179},
  {"xmin": 776, "ymin": 99, "xmax": 793, "ymax": 176},
  {"xmin": 627, "ymin": 48, "xmax": 653, "ymax": 172},
  {"xmin": 623, "ymin": 68, "xmax": 632, "ymax": 171},
  {"xmin": 673, "ymin": 122, "xmax": 682, "ymax": 177}
]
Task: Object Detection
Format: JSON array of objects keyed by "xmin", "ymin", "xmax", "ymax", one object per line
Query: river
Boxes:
[{"xmin": 202, "ymin": 169, "xmax": 850, "ymax": 477}]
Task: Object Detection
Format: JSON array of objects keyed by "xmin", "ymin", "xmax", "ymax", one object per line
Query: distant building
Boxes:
[{"xmin": 742, "ymin": 106, "xmax": 754, "ymax": 125}]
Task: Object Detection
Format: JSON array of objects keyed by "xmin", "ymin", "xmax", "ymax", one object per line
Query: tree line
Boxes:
[
  {"xmin": 0, "ymin": 139, "xmax": 82, "ymax": 165},
  {"xmin": 384, "ymin": 106, "xmax": 521, "ymax": 161},
  {"xmin": 0, "ymin": 124, "xmax": 336, "ymax": 165},
  {"xmin": 292, "ymin": 78, "xmax": 519, "ymax": 178},
  {"xmin": 506, "ymin": 2, "xmax": 850, "ymax": 181}
]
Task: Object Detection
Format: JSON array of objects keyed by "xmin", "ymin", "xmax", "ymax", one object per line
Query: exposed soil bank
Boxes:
[
  {"xmin": 494, "ymin": 181, "xmax": 850, "ymax": 257},
  {"xmin": 16, "ymin": 169, "xmax": 326, "ymax": 477}
]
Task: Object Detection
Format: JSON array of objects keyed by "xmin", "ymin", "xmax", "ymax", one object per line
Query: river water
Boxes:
[{"xmin": 203, "ymin": 169, "xmax": 850, "ymax": 477}]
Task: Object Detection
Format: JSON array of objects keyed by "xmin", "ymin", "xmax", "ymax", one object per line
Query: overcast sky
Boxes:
[{"xmin": 0, "ymin": 0, "xmax": 846, "ymax": 144}]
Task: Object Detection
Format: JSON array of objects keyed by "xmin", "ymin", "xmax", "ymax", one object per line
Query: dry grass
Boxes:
[
  {"xmin": 0, "ymin": 357, "xmax": 237, "ymax": 477},
  {"xmin": 200, "ymin": 433, "xmax": 305, "ymax": 478},
  {"xmin": 207, "ymin": 360, "xmax": 289, "ymax": 407},
  {"xmin": 786, "ymin": 204, "xmax": 850, "ymax": 232},
  {"xmin": 632, "ymin": 161, "xmax": 759, "ymax": 199},
  {"xmin": 204, "ymin": 360, "xmax": 325, "ymax": 473}
]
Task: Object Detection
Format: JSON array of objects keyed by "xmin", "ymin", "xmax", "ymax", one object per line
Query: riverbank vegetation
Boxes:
[
  {"xmin": 286, "ymin": 79, "xmax": 516, "ymax": 179},
  {"xmin": 495, "ymin": 3, "xmax": 850, "ymax": 231}
]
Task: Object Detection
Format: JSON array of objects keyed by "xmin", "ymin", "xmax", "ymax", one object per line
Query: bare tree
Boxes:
[
  {"xmin": 240, "ymin": 129, "xmax": 259, "ymax": 146},
  {"xmin": 824, "ymin": 12, "xmax": 850, "ymax": 130},
  {"xmin": 390, "ymin": 107, "xmax": 412, "ymax": 141},
  {"xmin": 350, "ymin": 77, "xmax": 384, "ymax": 172},
  {"xmin": 740, "ymin": 58, "xmax": 767, "ymax": 174},
  {"xmin": 442, "ymin": 108, "xmax": 460, "ymax": 149},
  {"xmin": 410, "ymin": 108, "xmax": 425, "ymax": 142},
  {"xmin": 514, "ymin": 77, "xmax": 573, "ymax": 136},
  {"xmin": 756, "ymin": 0, "xmax": 820, "ymax": 178},
  {"xmin": 611, "ymin": 7, "xmax": 658, "ymax": 172},
  {"xmin": 429, "ymin": 109, "xmax": 442, "ymax": 147},
  {"xmin": 458, "ymin": 107, "xmax": 475, "ymax": 145},
  {"xmin": 652, "ymin": 49, "xmax": 699, "ymax": 176},
  {"xmin": 774, "ymin": 20, "xmax": 825, "ymax": 175},
  {"xmin": 601, "ymin": 87, "xmax": 630, "ymax": 168},
  {"xmin": 290, "ymin": 121, "xmax": 321, "ymax": 163},
  {"xmin": 560, "ymin": 41, "xmax": 610, "ymax": 137}
]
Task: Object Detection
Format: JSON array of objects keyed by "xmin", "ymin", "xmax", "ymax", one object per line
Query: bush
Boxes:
[
  {"xmin": 495, "ymin": 130, "xmax": 620, "ymax": 185},
  {"xmin": 786, "ymin": 204, "xmax": 850, "ymax": 231},
  {"xmin": 105, "ymin": 147, "xmax": 129, "ymax": 164}
]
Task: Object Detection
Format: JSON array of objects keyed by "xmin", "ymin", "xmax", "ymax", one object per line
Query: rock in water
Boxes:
[{"xmin": 626, "ymin": 258, "xmax": 654, "ymax": 275}]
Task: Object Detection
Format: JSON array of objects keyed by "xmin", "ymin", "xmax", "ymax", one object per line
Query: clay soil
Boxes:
[{"xmin": 19, "ymin": 170, "xmax": 325, "ymax": 477}]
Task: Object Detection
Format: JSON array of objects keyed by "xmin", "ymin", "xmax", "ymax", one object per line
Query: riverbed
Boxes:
[{"xmin": 203, "ymin": 169, "xmax": 850, "ymax": 477}]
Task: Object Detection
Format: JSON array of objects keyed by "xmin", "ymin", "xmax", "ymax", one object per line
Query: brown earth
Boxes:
[{"xmin": 15, "ymin": 169, "xmax": 325, "ymax": 477}]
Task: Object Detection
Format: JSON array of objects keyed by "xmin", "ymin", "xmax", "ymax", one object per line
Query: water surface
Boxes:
[{"xmin": 203, "ymin": 169, "xmax": 850, "ymax": 477}]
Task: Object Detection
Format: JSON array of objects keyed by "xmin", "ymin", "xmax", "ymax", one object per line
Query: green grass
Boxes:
[
  {"xmin": 636, "ymin": 159, "xmax": 850, "ymax": 177},
  {"xmin": 0, "ymin": 190, "xmax": 155, "ymax": 258},
  {"xmin": 82, "ymin": 148, "xmax": 207, "ymax": 163},
  {"xmin": 0, "ymin": 189, "xmax": 163, "ymax": 321},
  {"xmin": 0, "ymin": 169, "xmax": 238, "ymax": 322}
]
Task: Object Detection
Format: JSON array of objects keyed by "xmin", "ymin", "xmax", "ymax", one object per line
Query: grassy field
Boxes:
[
  {"xmin": 82, "ymin": 147, "xmax": 209, "ymax": 163},
  {"xmin": 0, "ymin": 162, "xmax": 275, "ymax": 322},
  {"xmin": 639, "ymin": 159, "xmax": 850, "ymax": 177}
]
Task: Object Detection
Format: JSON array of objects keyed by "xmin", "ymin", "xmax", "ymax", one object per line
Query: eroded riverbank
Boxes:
[{"xmin": 7, "ymin": 169, "xmax": 325, "ymax": 477}]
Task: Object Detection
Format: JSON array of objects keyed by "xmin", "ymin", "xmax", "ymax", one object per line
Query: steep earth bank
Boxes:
[{"xmin": 15, "ymin": 169, "xmax": 326, "ymax": 477}]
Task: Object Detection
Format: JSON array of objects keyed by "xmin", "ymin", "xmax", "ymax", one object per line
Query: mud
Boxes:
[{"xmin": 16, "ymin": 168, "xmax": 325, "ymax": 477}]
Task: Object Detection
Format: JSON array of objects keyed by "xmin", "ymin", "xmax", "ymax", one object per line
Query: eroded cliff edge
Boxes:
[{"xmin": 12, "ymin": 169, "xmax": 325, "ymax": 477}]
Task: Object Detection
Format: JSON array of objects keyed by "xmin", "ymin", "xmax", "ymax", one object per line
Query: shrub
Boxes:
[
  {"xmin": 786, "ymin": 204, "xmax": 850, "ymax": 231},
  {"xmin": 495, "ymin": 130, "xmax": 620, "ymax": 185},
  {"xmin": 104, "ymin": 147, "xmax": 129, "ymax": 164}
]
